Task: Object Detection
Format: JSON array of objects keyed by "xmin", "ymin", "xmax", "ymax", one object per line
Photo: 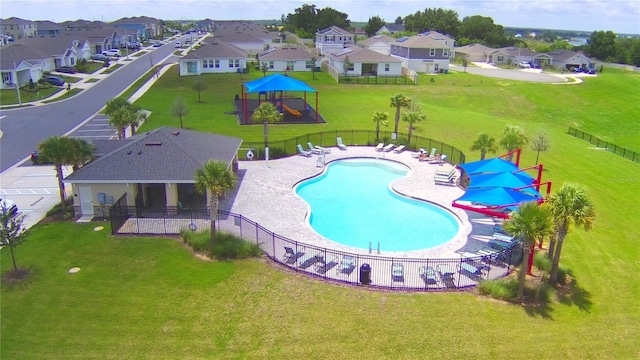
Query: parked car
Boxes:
[
  {"xmin": 0, "ymin": 197, "xmax": 18, "ymax": 217},
  {"xmin": 102, "ymin": 49, "xmax": 121, "ymax": 57},
  {"xmin": 175, "ymin": 41, "xmax": 182, "ymax": 48},
  {"xmin": 91, "ymin": 54, "xmax": 110, "ymax": 62},
  {"xmin": 127, "ymin": 41, "xmax": 141, "ymax": 49},
  {"xmin": 55, "ymin": 66, "xmax": 76, "ymax": 74},
  {"xmin": 152, "ymin": 41, "xmax": 162, "ymax": 47},
  {"xmin": 517, "ymin": 62, "xmax": 531, "ymax": 69},
  {"xmin": 40, "ymin": 76, "xmax": 65, "ymax": 86}
]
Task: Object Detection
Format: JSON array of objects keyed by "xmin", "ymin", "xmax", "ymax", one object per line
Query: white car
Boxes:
[
  {"xmin": 102, "ymin": 49, "xmax": 121, "ymax": 57},
  {"xmin": 175, "ymin": 41, "xmax": 182, "ymax": 48},
  {"xmin": 0, "ymin": 198, "xmax": 18, "ymax": 217}
]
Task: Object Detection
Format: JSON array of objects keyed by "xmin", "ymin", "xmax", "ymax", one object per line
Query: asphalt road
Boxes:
[
  {"xmin": 0, "ymin": 37, "xmax": 186, "ymax": 172},
  {"xmin": 450, "ymin": 64, "xmax": 564, "ymax": 83}
]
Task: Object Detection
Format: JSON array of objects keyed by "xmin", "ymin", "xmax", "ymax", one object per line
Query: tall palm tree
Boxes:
[
  {"xmin": 402, "ymin": 105, "xmax": 426, "ymax": 143},
  {"xmin": 108, "ymin": 107, "xmax": 131, "ymax": 139},
  {"xmin": 251, "ymin": 102, "xmax": 283, "ymax": 149},
  {"xmin": 389, "ymin": 93, "xmax": 411, "ymax": 135},
  {"xmin": 194, "ymin": 160, "xmax": 236, "ymax": 245},
  {"xmin": 67, "ymin": 138, "xmax": 95, "ymax": 171},
  {"xmin": 546, "ymin": 183, "xmax": 595, "ymax": 285},
  {"xmin": 372, "ymin": 111, "xmax": 388, "ymax": 141},
  {"xmin": 469, "ymin": 133, "xmax": 498, "ymax": 160},
  {"xmin": 502, "ymin": 202, "xmax": 554, "ymax": 300},
  {"xmin": 105, "ymin": 98, "xmax": 145, "ymax": 138},
  {"xmin": 38, "ymin": 137, "xmax": 74, "ymax": 214},
  {"xmin": 499, "ymin": 125, "xmax": 528, "ymax": 161}
]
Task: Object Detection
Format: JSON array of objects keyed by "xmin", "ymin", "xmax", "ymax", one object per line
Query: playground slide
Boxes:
[{"xmin": 282, "ymin": 103, "xmax": 302, "ymax": 117}]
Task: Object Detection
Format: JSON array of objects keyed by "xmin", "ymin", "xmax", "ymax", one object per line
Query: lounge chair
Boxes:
[
  {"xmin": 434, "ymin": 168, "xmax": 457, "ymax": 186},
  {"xmin": 391, "ymin": 263, "xmax": 404, "ymax": 282},
  {"xmin": 375, "ymin": 143, "xmax": 384, "ymax": 151},
  {"xmin": 393, "ymin": 145, "xmax": 406, "ymax": 153},
  {"xmin": 316, "ymin": 256, "xmax": 338, "ymax": 274},
  {"xmin": 419, "ymin": 266, "xmax": 439, "ymax": 284},
  {"xmin": 177, "ymin": 201, "xmax": 190, "ymax": 213},
  {"xmin": 383, "ymin": 143, "xmax": 395, "ymax": 152},
  {"xmin": 336, "ymin": 255, "xmax": 356, "ymax": 274},
  {"xmin": 283, "ymin": 246, "xmax": 303, "ymax": 265},
  {"xmin": 336, "ymin": 137, "xmax": 347, "ymax": 150},
  {"xmin": 307, "ymin": 142, "xmax": 322, "ymax": 154},
  {"xmin": 297, "ymin": 144, "xmax": 312, "ymax": 157},
  {"xmin": 308, "ymin": 141, "xmax": 331, "ymax": 154},
  {"xmin": 298, "ymin": 253, "xmax": 320, "ymax": 269},
  {"xmin": 411, "ymin": 148, "xmax": 426, "ymax": 158},
  {"xmin": 419, "ymin": 148, "xmax": 438, "ymax": 161}
]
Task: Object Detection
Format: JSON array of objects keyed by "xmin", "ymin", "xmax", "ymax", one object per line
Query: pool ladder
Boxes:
[{"xmin": 369, "ymin": 241, "xmax": 381, "ymax": 254}]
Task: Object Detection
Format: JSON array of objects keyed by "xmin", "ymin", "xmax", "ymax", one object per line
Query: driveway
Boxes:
[{"xmin": 451, "ymin": 64, "xmax": 566, "ymax": 83}]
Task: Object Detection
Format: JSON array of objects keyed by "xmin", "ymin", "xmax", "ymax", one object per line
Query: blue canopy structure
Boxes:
[
  {"xmin": 468, "ymin": 171, "xmax": 534, "ymax": 189},
  {"xmin": 244, "ymin": 74, "xmax": 317, "ymax": 93},
  {"xmin": 458, "ymin": 158, "xmax": 518, "ymax": 175},
  {"xmin": 454, "ymin": 187, "xmax": 543, "ymax": 207}
]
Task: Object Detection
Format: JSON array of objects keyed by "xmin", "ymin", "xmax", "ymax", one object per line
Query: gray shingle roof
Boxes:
[
  {"xmin": 455, "ymin": 43, "xmax": 494, "ymax": 55},
  {"xmin": 359, "ymin": 34, "xmax": 395, "ymax": 47},
  {"xmin": 394, "ymin": 33, "xmax": 453, "ymax": 48},
  {"xmin": 259, "ymin": 46, "xmax": 313, "ymax": 61},
  {"xmin": 326, "ymin": 46, "xmax": 401, "ymax": 63},
  {"xmin": 182, "ymin": 39, "xmax": 247, "ymax": 60},
  {"xmin": 64, "ymin": 127, "xmax": 242, "ymax": 183}
]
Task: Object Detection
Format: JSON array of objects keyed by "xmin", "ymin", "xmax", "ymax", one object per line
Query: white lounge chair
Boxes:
[
  {"xmin": 383, "ymin": 143, "xmax": 395, "ymax": 152},
  {"xmin": 375, "ymin": 143, "xmax": 384, "ymax": 151},
  {"xmin": 336, "ymin": 137, "xmax": 347, "ymax": 150},
  {"xmin": 393, "ymin": 145, "xmax": 406, "ymax": 153},
  {"xmin": 307, "ymin": 142, "xmax": 322, "ymax": 155},
  {"xmin": 297, "ymin": 144, "xmax": 312, "ymax": 157},
  {"xmin": 411, "ymin": 148, "xmax": 426, "ymax": 158}
]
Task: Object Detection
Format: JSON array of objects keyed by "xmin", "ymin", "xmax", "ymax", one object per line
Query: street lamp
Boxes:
[{"xmin": 13, "ymin": 54, "xmax": 22, "ymax": 106}]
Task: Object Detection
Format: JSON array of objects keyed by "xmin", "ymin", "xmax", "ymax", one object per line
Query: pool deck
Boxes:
[{"xmin": 220, "ymin": 146, "xmax": 500, "ymax": 259}]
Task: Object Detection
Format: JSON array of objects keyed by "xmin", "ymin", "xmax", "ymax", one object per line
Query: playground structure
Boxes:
[{"xmin": 237, "ymin": 74, "xmax": 323, "ymax": 124}]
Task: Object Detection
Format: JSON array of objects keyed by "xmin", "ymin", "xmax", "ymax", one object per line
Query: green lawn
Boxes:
[{"xmin": 2, "ymin": 67, "xmax": 639, "ymax": 359}]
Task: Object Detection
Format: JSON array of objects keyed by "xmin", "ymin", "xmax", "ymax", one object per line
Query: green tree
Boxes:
[
  {"xmin": 192, "ymin": 76, "xmax": 207, "ymax": 103},
  {"xmin": 105, "ymin": 98, "xmax": 145, "ymax": 138},
  {"xmin": 261, "ymin": 62, "xmax": 269, "ymax": 77},
  {"xmin": 364, "ymin": 16, "xmax": 385, "ymax": 37},
  {"xmin": 171, "ymin": 98, "xmax": 189, "ymax": 129},
  {"xmin": 389, "ymin": 93, "xmax": 411, "ymax": 135},
  {"xmin": 394, "ymin": 16, "xmax": 403, "ymax": 24},
  {"xmin": 499, "ymin": 125, "xmax": 528, "ymax": 160},
  {"xmin": 251, "ymin": 102, "xmax": 283, "ymax": 149},
  {"xmin": 372, "ymin": 111, "xmax": 389, "ymax": 141},
  {"xmin": 194, "ymin": 160, "xmax": 236, "ymax": 246},
  {"xmin": 586, "ymin": 30, "xmax": 617, "ymax": 61},
  {"xmin": 0, "ymin": 202, "xmax": 27, "ymax": 273},
  {"xmin": 503, "ymin": 202, "xmax": 554, "ymax": 300},
  {"xmin": 459, "ymin": 15, "xmax": 509, "ymax": 47},
  {"xmin": 546, "ymin": 183, "xmax": 595, "ymax": 285},
  {"xmin": 342, "ymin": 55, "xmax": 353, "ymax": 78},
  {"xmin": 402, "ymin": 103, "xmax": 426, "ymax": 143},
  {"xmin": 530, "ymin": 133, "xmax": 550, "ymax": 165},
  {"xmin": 315, "ymin": 7, "xmax": 350, "ymax": 31},
  {"xmin": 38, "ymin": 137, "xmax": 76, "ymax": 214},
  {"xmin": 67, "ymin": 138, "xmax": 95, "ymax": 171},
  {"xmin": 469, "ymin": 133, "xmax": 498, "ymax": 160},
  {"xmin": 310, "ymin": 56, "xmax": 317, "ymax": 79}
]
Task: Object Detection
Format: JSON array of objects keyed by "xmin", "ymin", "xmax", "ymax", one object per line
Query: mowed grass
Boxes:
[{"xmin": 2, "ymin": 67, "xmax": 640, "ymax": 359}]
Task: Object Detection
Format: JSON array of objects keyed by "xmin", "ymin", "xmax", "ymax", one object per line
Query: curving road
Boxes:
[{"xmin": 0, "ymin": 38, "xmax": 186, "ymax": 172}]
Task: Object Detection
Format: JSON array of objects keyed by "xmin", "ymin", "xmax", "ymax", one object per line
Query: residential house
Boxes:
[
  {"xmin": 214, "ymin": 20, "xmax": 280, "ymax": 53},
  {"xmin": 0, "ymin": 17, "xmax": 37, "ymax": 39},
  {"xmin": 315, "ymin": 26, "xmax": 355, "ymax": 55},
  {"xmin": 35, "ymin": 21, "xmax": 65, "ymax": 37},
  {"xmin": 63, "ymin": 127, "xmax": 243, "ymax": 218},
  {"xmin": 110, "ymin": 16, "xmax": 163, "ymax": 40},
  {"xmin": 325, "ymin": 46, "xmax": 402, "ymax": 77},
  {"xmin": 375, "ymin": 23, "xmax": 405, "ymax": 35},
  {"xmin": 546, "ymin": 49, "xmax": 593, "ymax": 70},
  {"xmin": 214, "ymin": 31, "xmax": 266, "ymax": 55},
  {"xmin": 390, "ymin": 31, "xmax": 455, "ymax": 73},
  {"xmin": 358, "ymin": 34, "xmax": 395, "ymax": 55},
  {"xmin": 485, "ymin": 46, "xmax": 552, "ymax": 66},
  {"xmin": 257, "ymin": 46, "xmax": 317, "ymax": 72},
  {"xmin": 179, "ymin": 39, "xmax": 248, "ymax": 76},
  {"xmin": 454, "ymin": 43, "xmax": 494, "ymax": 62}
]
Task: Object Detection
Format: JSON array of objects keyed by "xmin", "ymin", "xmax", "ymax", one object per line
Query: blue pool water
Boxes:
[{"xmin": 295, "ymin": 158, "xmax": 459, "ymax": 252}]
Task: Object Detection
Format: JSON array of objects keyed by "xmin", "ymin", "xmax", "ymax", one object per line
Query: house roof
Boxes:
[
  {"xmin": 181, "ymin": 39, "xmax": 247, "ymax": 59},
  {"xmin": 393, "ymin": 33, "xmax": 453, "ymax": 48},
  {"xmin": 488, "ymin": 46, "xmax": 538, "ymax": 57},
  {"xmin": 0, "ymin": 17, "xmax": 33, "ymax": 25},
  {"xmin": 110, "ymin": 16, "xmax": 160, "ymax": 25},
  {"xmin": 214, "ymin": 21, "xmax": 275, "ymax": 40},
  {"xmin": 35, "ymin": 20, "xmax": 65, "ymax": 31},
  {"xmin": 64, "ymin": 127, "xmax": 243, "ymax": 183},
  {"xmin": 546, "ymin": 49, "xmax": 589, "ymax": 61},
  {"xmin": 214, "ymin": 31, "xmax": 265, "ymax": 44},
  {"xmin": 316, "ymin": 25, "xmax": 352, "ymax": 36},
  {"xmin": 455, "ymin": 43, "xmax": 494, "ymax": 55},
  {"xmin": 359, "ymin": 34, "xmax": 395, "ymax": 47},
  {"xmin": 326, "ymin": 46, "xmax": 402, "ymax": 63},
  {"xmin": 378, "ymin": 23, "xmax": 405, "ymax": 33},
  {"xmin": 259, "ymin": 46, "xmax": 313, "ymax": 61},
  {"xmin": 0, "ymin": 43, "xmax": 50, "ymax": 69}
]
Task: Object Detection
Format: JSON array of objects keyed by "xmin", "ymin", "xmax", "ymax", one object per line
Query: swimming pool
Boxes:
[{"xmin": 295, "ymin": 158, "xmax": 460, "ymax": 252}]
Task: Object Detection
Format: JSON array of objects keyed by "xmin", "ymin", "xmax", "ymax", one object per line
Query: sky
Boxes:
[{"xmin": 2, "ymin": 0, "xmax": 639, "ymax": 34}]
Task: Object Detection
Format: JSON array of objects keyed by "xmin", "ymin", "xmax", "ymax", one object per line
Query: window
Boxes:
[
  {"xmin": 228, "ymin": 59, "xmax": 240, "ymax": 68},
  {"xmin": 443, "ymin": 49, "xmax": 449, "ymax": 57},
  {"xmin": 347, "ymin": 62, "xmax": 354, "ymax": 71},
  {"xmin": 214, "ymin": 60, "xmax": 220, "ymax": 68},
  {"xmin": 306, "ymin": 60, "xmax": 314, "ymax": 69},
  {"xmin": 326, "ymin": 35, "xmax": 335, "ymax": 42},
  {"xmin": 269, "ymin": 61, "xmax": 274, "ymax": 69},
  {"xmin": 434, "ymin": 63, "xmax": 440, "ymax": 72},
  {"xmin": 2, "ymin": 72, "xmax": 11, "ymax": 83},
  {"xmin": 430, "ymin": 48, "xmax": 435, "ymax": 56},
  {"xmin": 384, "ymin": 63, "xmax": 390, "ymax": 72},
  {"xmin": 497, "ymin": 55, "xmax": 504, "ymax": 62},
  {"xmin": 203, "ymin": 59, "xmax": 214, "ymax": 68}
]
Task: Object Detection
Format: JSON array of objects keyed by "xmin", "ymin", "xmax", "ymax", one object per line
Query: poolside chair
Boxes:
[
  {"xmin": 337, "ymin": 255, "xmax": 356, "ymax": 275},
  {"xmin": 308, "ymin": 141, "xmax": 331, "ymax": 154},
  {"xmin": 307, "ymin": 142, "xmax": 322, "ymax": 154},
  {"xmin": 316, "ymin": 256, "xmax": 337, "ymax": 274},
  {"xmin": 383, "ymin": 143, "xmax": 395, "ymax": 152},
  {"xmin": 411, "ymin": 148, "xmax": 426, "ymax": 158},
  {"xmin": 297, "ymin": 144, "xmax": 312, "ymax": 157},
  {"xmin": 393, "ymin": 145, "xmax": 406, "ymax": 153},
  {"xmin": 283, "ymin": 246, "xmax": 303, "ymax": 265},
  {"xmin": 177, "ymin": 201, "xmax": 190, "ymax": 214},
  {"xmin": 419, "ymin": 266, "xmax": 439, "ymax": 284},
  {"xmin": 375, "ymin": 143, "xmax": 384, "ymax": 151},
  {"xmin": 392, "ymin": 263, "xmax": 404, "ymax": 282},
  {"xmin": 298, "ymin": 253, "xmax": 320, "ymax": 269},
  {"xmin": 460, "ymin": 262, "xmax": 482, "ymax": 276},
  {"xmin": 336, "ymin": 137, "xmax": 347, "ymax": 150}
]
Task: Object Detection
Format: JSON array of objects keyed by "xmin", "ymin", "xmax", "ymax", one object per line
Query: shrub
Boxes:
[
  {"xmin": 478, "ymin": 278, "xmax": 518, "ymax": 301},
  {"xmin": 179, "ymin": 229, "xmax": 262, "ymax": 259},
  {"xmin": 45, "ymin": 199, "xmax": 74, "ymax": 217},
  {"xmin": 179, "ymin": 228, "xmax": 210, "ymax": 252},
  {"xmin": 534, "ymin": 282, "xmax": 553, "ymax": 302},
  {"xmin": 534, "ymin": 252, "xmax": 552, "ymax": 272}
]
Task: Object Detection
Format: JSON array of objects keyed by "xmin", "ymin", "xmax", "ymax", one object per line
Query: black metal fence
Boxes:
[
  {"xmin": 239, "ymin": 130, "xmax": 466, "ymax": 165},
  {"xmin": 568, "ymin": 127, "xmax": 639, "ymax": 163},
  {"xmin": 109, "ymin": 207, "xmax": 521, "ymax": 291},
  {"xmin": 338, "ymin": 74, "xmax": 417, "ymax": 85}
]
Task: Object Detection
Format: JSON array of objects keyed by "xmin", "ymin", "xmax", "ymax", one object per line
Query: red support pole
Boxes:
[{"xmin": 527, "ymin": 242, "xmax": 535, "ymax": 275}]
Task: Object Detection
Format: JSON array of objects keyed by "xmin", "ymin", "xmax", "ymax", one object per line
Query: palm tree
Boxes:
[
  {"xmin": 251, "ymin": 102, "xmax": 283, "ymax": 149},
  {"xmin": 469, "ymin": 133, "xmax": 498, "ymax": 160},
  {"xmin": 402, "ymin": 105, "xmax": 426, "ymax": 143},
  {"xmin": 67, "ymin": 138, "xmax": 95, "ymax": 171},
  {"xmin": 390, "ymin": 93, "xmax": 411, "ymax": 135},
  {"xmin": 372, "ymin": 111, "xmax": 389, "ymax": 141},
  {"xmin": 499, "ymin": 125, "xmax": 528, "ymax": 161},
  {"xmin": 546, "ymin": 183, "xmax": 595, "ymax": 285},
  {"xmin": 38, "ymin": 137, "xmax": 74, "ymax": 214},
  {"xmin": 108, "ymin": 107, "xmax": 131, "ymax": 139},
  {"xmin": 105, "ymin": 98, "xmax": 146, "ymax": 139},
  {"xmin": 194, "ymin": 160, "xmax": 236, "ymax": 245},
  {"xmin": 502, "ymin": 202, "xmax": 554, "ymax": 300}
]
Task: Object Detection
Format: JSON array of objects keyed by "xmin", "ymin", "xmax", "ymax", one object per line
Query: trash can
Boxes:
[
  {"xmin": 30, "ymin": 151, "xmax": 39, "ymax": 164},
  {"xmin": 359, "ymin": 263, "xmax": 371, "ymax": 285}
]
